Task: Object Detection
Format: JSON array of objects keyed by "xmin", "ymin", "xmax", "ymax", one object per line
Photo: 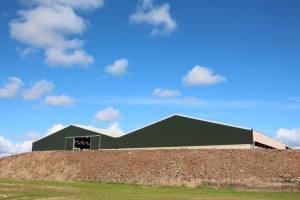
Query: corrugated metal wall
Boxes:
[
  {"xmin": 32, "ymin": 126, "xmax": 116, "ymax": 151},
  {"xmin": 116, "ymin": 115, "xmax": 253, "ymax": 148},
  {"xmin": 32, "ymin": 115, "xmax": 264, "ymax": 151}
]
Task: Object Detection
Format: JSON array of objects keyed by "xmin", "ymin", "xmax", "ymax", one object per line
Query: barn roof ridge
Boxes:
[
  {"xmin": 34, "ymin": 114, "xmax": 251, "ymax": 142},
  {"xmin": 33, "ymin": 124, "xmax": 123, "ymax": 142},
  {"xmin": 125, "ymin": 114, "xmax": 251, "ymax": 136},
  {"xmin": 32, "ymin": 124, "xmax": 73, "ymax": 143},
  {"xmin": 72, "ymin": 124, "xmax": 123, "ymax": 138}
]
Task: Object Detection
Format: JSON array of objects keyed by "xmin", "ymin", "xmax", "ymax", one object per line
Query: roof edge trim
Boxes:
[
  {"xmin": 174, "ymin": 114, "xmax": 252, "ymax": 131},
  {"xmin": 125, "ymin": 114, "xmax": 251, "ymax": 136},
  {"xmin": 32, "ymin": 125, "xmax": 73, "ymax": 143}
]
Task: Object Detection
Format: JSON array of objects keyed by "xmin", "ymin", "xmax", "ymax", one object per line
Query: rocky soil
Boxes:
[{"xmin": 0, "ymin": 149, "xmax": 299, "ymax": 191}]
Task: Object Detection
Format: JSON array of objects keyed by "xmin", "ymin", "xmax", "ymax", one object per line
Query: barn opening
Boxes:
[
  {"xmin": 254, "ymin": 141, "xmax": 275, "ymax": 149},
  {"xmin": 64, "ymin": 135, "xmax": 101, "ymax": 151},
  {"xmin": 74, "ymin": 137, "xmax": 91, "ymax": 150}
]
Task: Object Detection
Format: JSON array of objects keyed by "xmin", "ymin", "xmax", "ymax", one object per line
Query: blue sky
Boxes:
[{"xmin": 1, "ymin": 0, "xmax": 300, "ymax": 156}]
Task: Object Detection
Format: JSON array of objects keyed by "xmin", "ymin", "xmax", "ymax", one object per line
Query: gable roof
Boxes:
[
  {"xmin": 33, "ymin": 124, "xmax": 123, "ymax": 142},
  {"xmin": 33, "ymin": 114, "xmax": 254, "ymax": 141},
  {"xmin": 73, "ymin": 124, "xmax": 123, "ymax": 138},
  {"xmin": 125, "ymin": 114, "xmax": 251, "ymax": 135},
  {"xmin": 33, "ymin": 114, "xmax": 289, "ymax": 149}
]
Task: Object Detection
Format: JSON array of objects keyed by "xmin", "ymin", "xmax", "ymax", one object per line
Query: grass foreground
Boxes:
[{"xmin": 0, "ymin": 179, "xmax": 299, "ymax": 200}]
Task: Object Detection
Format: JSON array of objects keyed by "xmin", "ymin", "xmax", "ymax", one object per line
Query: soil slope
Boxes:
[{"xmin": 0, "ymin": 149, "xmax": 299, "ymax": 191}]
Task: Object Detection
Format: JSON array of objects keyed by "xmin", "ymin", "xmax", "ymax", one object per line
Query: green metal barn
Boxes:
[
  {"xmin": 32, "ymin": 114, "xmax": 289, "ymax": 151},
  {"xmin": 32, "ymin": 125, "xmax": 120, "ymax": 151},
  {"xmin": 116, "ymin": 115, "xmax": 288, "ymax": 149},
  {"xmin": 117, "ymin": 115, "xmax": 253, "ymax": 149}
]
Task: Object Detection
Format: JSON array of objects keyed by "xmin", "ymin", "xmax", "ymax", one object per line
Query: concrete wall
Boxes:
[
  {"xmin": 109, "ymin": 144, "xmax": 254, "ymax": 150},
  {"xmin": 253, "ymin": 130, "xmax": 286, "ymax": 149}
]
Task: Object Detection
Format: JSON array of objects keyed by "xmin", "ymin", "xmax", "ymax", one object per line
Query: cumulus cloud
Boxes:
[
  {"xmin": 0, "ymin": 136, "xmax": 32, "ymax": 158},
  {"xmin": 0, "ymin": 77, "xmax": 74, "ymax": 105},
  {"xmin": 0, "ymin": 124, "xmax": 65, "ymax": 157},
  {"xmin": 106, "ymin": 122, "xmax": 124, "ymax": 134},
  {"xmin": 182, "ymin": 65, "xmax": 227, "ymax": 86},
  {"xmin": 23, "ymin": 80, "xmax": 54, "ymax": 100},
  {"xmin": 27, "ymin": 124, "xmax": 65, "ymax": 140},
  {"xmin": 152, "ymin": 88, "xmax": 181, "ymax": 97},
  {"xmin": 13, "ymin": 132, "xmax": 39, "ymax": 141},
  {"xmin": 9, "ymin": 0, "xmax": 103, "ymax": 67},
  {"xmin": 180, "ymin": 97, "xmax": 201, "ymax": 104},
  {"xmin": 30, "ymin": 0, "xmax": 104, "ymax": 11},
  {"xmin": 16, "ymin": 47, "xmax": 38, "ymax": 58},
  {"xmin": 0, "ymin": 77, "xmax": 23, "ymax": 98},
  {"xmin": 129, "ymin": 0, "xmax": 177, "ymax": 36},
  {"xmin": 105, "ymin": 58, "xmax": 129, "ymax": 76},
  {"xmin": 45, "ymin": 95, "xmax": 75, "ymax": 106},
  {"xmin": 275, "ymin": 128, "xmax": 300, "ymax": 147},
  {"xmin": 45, "ymin": 124, "xmax": 65, "ymax": 136},
  {"xmin": 95, "ymin": 107, "xmax": 120, "ymax": 122}
]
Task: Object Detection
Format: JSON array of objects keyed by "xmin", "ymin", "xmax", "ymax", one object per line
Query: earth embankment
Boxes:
[{"xmin": 0, "ymin": 149, "xmax": 299, "ymax": 191}]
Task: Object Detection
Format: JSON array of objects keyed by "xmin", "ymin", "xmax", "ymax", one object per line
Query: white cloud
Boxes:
[
  {"xmin": 81, "ymin": 95, "xmax": 207, "ymax": 107},
  {"xmin": 105, "ymin": 58, "xmax": 129, "ymax": 76},
  {"xmin": 45, "ymin": 48, "xmax": 94, "ymax": 67},
  {"xmin": 0, "ymin": 124, "xmax": 65, "ymax": 157},
  {"xmin": 26, "ymin": 124, "xmax": 65, "ymax": 140},
  {"xmin": 182, "ymin": 65, "xmax": 227, "ymax": 86},
  {"xmin": 180, "ymin": 97, "xmax": 201, "ymax": 104},
  {"xmin": 95, "ymin": 107, "xmax": 120, "ymax": 122},
  {"xmin": 25, "ymin": 132, "xmax": 41, "ymax": 140},
  {"xmin": 45, "ymin": 124, "xmax": 65, "ymax": 136},
  {"xmin": 275, "ymin": 128, "xmax": 300, "ymax": 147},
  {"xmin": 152, "ymin": 88, "xmax": 181, "ymax": 97},
  {"xmin": 0, "ymin": 77, "xmax": 23, "ymax": 98},
  {"xmin": 9, "ymin": 0, "xmax": 103, "ymax": 67},
  {"xmin": 23, "ymin": 80, "xmax": 54, "ymax": 100},
  {"xmin": 105, "ymin": 122, "xmax": 124, "ymax": 134},
  {"xmin": 30, "ymin": 0, "xmax": 104, "ymax": 11},
  {"xmin": 129, "ymin": 0, "xmax": 177, "ymax": 36},
  {"xmin": 0, "ymin": 77, "xmax": 74, "ymax": 106},
  {"xmin": 0, "ymin": 136, "xmax": 32, "ymax": 158},
  {"xmin": 17, "ymin": 47, "xmax": 38, "ymax": 58},
  {"xmin": 45, "ymin": 95, "xmax": 75, "ymax": 106}
]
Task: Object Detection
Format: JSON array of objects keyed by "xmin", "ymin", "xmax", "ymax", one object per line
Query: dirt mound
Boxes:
[{"xmin": 0, "ymin": 149, "xmax": 299, "ymax": 191}]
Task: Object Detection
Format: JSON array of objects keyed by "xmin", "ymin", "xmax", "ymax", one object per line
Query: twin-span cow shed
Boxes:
[{"xmin": 32, "ymin": 114, "xmax": 290, "ymax": 151}]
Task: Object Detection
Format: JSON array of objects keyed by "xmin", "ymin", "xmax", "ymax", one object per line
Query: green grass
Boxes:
[{"xmin": 0, "ymin": 179, "xmax": 299, "ymax": 200}]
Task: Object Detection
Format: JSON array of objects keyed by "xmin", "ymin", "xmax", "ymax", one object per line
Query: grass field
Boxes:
[{"xmin": 0, "ymin": 179, "xmax": 299, "ymax": 200}]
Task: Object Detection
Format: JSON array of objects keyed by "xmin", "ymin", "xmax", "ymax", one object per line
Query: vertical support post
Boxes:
[
  {"xmin": 99, "ymin": 135, "xmax": 101, "ymax": 150},
  {"xmin": 64, "ymin": 137, "xmax": 66, "ymax": 151}
]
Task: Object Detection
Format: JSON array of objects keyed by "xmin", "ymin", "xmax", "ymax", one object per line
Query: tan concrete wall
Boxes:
[
  {"xmin": 253, "ymin": 130, "xmax": 286, "ymax": 149},
  {"xmin": 102, "ymin": 144, "xmax": 254, "ymax": 150}
]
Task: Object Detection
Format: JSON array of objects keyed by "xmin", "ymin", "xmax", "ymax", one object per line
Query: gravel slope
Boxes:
[{"xmin": 0, "ymin": 149, "xmax": 299, "ymax": 191}]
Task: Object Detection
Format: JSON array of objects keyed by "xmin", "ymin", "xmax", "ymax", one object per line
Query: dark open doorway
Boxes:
[{"xmin": 74, "ymin": 137, "xmax": 91, "ymax": 150}]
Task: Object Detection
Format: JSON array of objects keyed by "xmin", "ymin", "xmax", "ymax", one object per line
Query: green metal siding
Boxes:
[
  {"xmin": 32, "ymin": 126, "xmax": 116, "ymax": 151},
  {"xmin": 32, "ymin": 115, "xmax": 254, "ymax": 151},
  {"xmin": 100, "ymin": 135, "xmax": 117, "ymax": 149},
  {"xmin": 65, "ymin": 138, "xmax": 73, "ymax": 150},
  {"xmin": 91, "ymin": 136, "xmax": 101, "ymax": 150},
  {"xmin": 117, "ymin": 115, "xmax": 253, "ymax": 148}
]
